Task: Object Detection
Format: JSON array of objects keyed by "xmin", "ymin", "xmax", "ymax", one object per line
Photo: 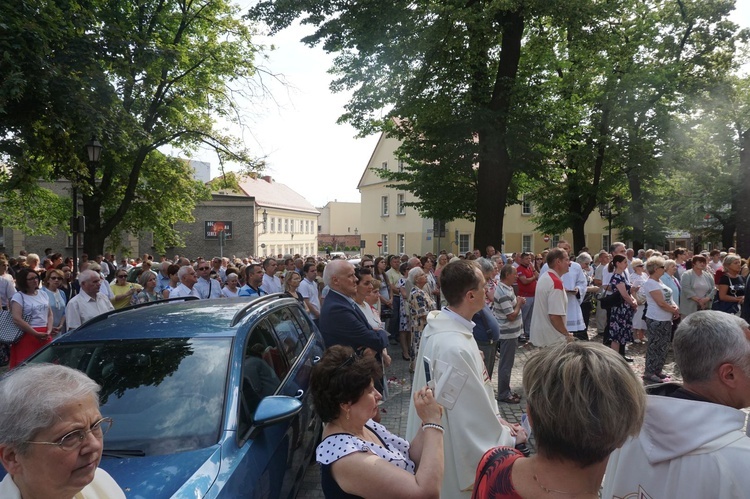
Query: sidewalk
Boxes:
[{"xmin": 298, "ymin": 329, "xmax": 681, "ymax": 498}]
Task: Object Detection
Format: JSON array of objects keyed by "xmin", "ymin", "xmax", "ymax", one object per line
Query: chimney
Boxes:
[{"xmin": 262, "ymin": 175, "xmax": 272, "ymax": 183}]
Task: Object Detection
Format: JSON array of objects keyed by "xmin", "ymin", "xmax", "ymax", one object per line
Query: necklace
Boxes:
[{"xmin": 532, "ymin": 468, "xmax": 599, "ymax": 497}]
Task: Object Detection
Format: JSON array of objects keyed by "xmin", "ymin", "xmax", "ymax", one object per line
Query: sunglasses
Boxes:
[
  {"xmin": 49, "ymin": 276, "xmax": 62, "ymax": 281},
  {"xmin": 117, "ymin": 274, "xmax": 128, "ymax": 278},
  {"xmin": 198, "ymin": 266, "xmax": 209, "ymax": 270}
]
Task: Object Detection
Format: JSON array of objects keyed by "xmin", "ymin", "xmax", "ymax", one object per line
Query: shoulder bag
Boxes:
[
  {"xmin": 596, "ymin": 274, "xmax": 622, "ymax": 309},
  {"xmin": 0, "ymin": 295, "xmax": 31, "ymax": 345}
]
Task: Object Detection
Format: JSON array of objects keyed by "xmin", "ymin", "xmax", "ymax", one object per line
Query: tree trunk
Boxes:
[
  {"xmin": 474, "ymin": 11, "xmax": 524, "ymax": 253},
  {"xmin": 627, "ymin": 172, "xmax": 644, "ymax": 251},
  {"xmin": 81, "ymin": 192, "xmax": 106, "ymax": 257},
  {"xmin": 736, "ymin": 127, "xmax": 750, "ymax": 255}
]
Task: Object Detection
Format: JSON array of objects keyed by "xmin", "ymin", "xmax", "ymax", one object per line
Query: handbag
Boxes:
[
  {"xmin": 712, "ymin": 275, "xmax": 745, "ymax": 314},
  {"xmin": 596, "ymin": 274, "xmax": 622, "ymax": 309},
  {"xmin": 0, "ymin": 309, "xmax": 27, "ymax": 345}
]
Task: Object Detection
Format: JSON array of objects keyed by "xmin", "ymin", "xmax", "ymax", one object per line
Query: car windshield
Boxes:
[{"xmin": 31, "ymin": 337, "xmax": 231, "ymax": 456}]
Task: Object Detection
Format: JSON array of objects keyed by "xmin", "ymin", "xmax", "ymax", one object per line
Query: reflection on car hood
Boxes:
[{"xmin": 101, "ymin": 445, "xmax": 220, "ymax": 499}]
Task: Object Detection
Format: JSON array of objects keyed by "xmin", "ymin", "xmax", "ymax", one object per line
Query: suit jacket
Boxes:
[{"xmin": 319, "ymin": 289, "xmax": 387, "ymax": 352}]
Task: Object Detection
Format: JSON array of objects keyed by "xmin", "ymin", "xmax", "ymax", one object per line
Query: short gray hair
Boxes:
[
  {"xmin": 322, "ymin": 259, "xmax": 349, "ymax": 287},
  {"xmin": 499, "ymin": 264, "xmax": 516, "ymax": 280},
  {"xmin": 723, "ymin": 254, "xmax": 742, "ymax": 268},
  {"xmin": 674, "ymin": 311, "xmax": 750, "ymax": 383},
  {"xmin": 78, "ymin": 269, "xmax": 99, "ymax": 285},
  {"xmin": 576, "ymin": 252, "xmax": 592, "ymax": 265},
  {"xmin": 476, "ymin": 257, "xmax": 495, "ymax": 275},
  {"xmin": 0, "ymin": 364, "xmax": 100, "ymax": 455},
  {"xmin": 177, "ymin": 265, "xmax": 194, "ymax": 281},
  {"xmin": 407, "ymin": 267, "xmax": 425, "ymax": 284}
]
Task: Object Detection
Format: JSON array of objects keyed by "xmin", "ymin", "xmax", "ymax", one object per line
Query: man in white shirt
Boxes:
[
  {"xmin": 194, "ymin": 262, "xmax": 221, "ymax": 299},
  {"xmin": 298, "ymin": 263, "xmax": 321, "ymax": 325},
  {"xmin": 168, "ymin": 266, "xmax": 200, "ymax": 299},
  {"xmin": 261, "ymin": 258, "xmax": 283, "ymax": 294},
  {"xmin": 66, "ymin": 270, "xmax": 115, "ymax": 330},
  {"xmin": 530, "ymin": 248, "xmax": 573, "ymax": 347}
]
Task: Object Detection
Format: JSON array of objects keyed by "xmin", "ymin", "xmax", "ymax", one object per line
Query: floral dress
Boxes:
[
  {"xmin": 608, "ymin": 272, "xmax": 634, "ymax": 345},
  {"xmin": 409, "ymin": 286, "xmax": 435, "ymax": 359}
]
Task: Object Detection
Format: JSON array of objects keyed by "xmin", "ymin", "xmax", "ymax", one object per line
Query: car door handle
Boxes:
[
  {"xmin": 312, "ymin": 356, "xmax": 321, "ymax": 364},
  {"xmin": 295, "ymin": 389, "xmax": 304, "ymax": 399}
]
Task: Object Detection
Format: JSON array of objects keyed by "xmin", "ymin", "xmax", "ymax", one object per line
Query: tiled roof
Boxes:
[{"xmin": 237, "ymin": 175, "xmax": 319, "ymax": 215}]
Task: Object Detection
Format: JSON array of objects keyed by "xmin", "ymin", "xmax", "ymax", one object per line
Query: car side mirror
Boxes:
[{"xmin": 252, "ymin": 396, "xmax": 303, "ymax": 431}]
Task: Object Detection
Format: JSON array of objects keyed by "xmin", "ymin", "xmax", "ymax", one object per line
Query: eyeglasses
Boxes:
[
  {"xmin": 25, "ymin": 417, "xmax": 113, "ymax": 451},
  {"xmin": 117, "ymin": 274, "xmax": 127, "ymax": 278},
  {"xmin": 49, "ymin": 276, "xmax": 62, "ymax": 281},
  {"xmin": 27, "ymin": 276, "xmax": 39, "ymax": 281},
  {"xmin": 334, "ymin": 353, "xmax": 357, "ymax": 372},
  {"xmin": 363, "ymin": 265, "xmax": 374, "ymax": 269},
  {"xmin": 657, "ymin": 266, "xmax": 665, "ymax": 270},
  {"xmin": 198, "ymin": 267, "xmax": 209, "ymax": 270}
]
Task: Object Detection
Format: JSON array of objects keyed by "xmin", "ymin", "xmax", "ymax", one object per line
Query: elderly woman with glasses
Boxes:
[
  {"xmin": 42, "ymin": 269, "xmax": 67, "ymax": 335},
  {"xmin": 679, "ymin": 254, "xmax": 715, "ymax": 318},
  {"xmin": 0, "ymin": 364, "xmax": 124, "ymax": 498},
  {"xmin": 312, "ymin": 345, "xmax": 444, "ymax": 499},
  {"xmin": 109, "ymin": 270, "xmax": 142, "ymax": 309},
  {"xmin": 9, "ymin": 268, "xmax": 53, "ymax": 368}
]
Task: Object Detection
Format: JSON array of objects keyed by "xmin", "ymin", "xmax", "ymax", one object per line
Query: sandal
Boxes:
[
  {"xmin": 499, "ymin": 394, "xmax": 521, "ymax": 404},
  {"xmin": 643, "ymin": 373, "xmax": 669, "ymax": 384}
]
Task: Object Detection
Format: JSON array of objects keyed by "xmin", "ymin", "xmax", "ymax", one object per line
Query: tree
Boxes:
[
  {"xmin": 251, "ymin": 0, "xmax": 575, "ymax": 252},
  {"xmin": 0, "ymin": 0, "xmax": 264, "ymax": 255},
  {"xmin": 523, "ymin": 0, "xmax": 741, "ymax": 252}
]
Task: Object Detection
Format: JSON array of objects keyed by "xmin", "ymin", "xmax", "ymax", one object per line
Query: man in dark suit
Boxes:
[{"xmin": 319, "ymin": 259, "xmax": 388, "ymax": 355}]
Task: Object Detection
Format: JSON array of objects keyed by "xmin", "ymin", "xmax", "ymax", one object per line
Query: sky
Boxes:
[{"xmin": 192, "ymin": 3, "xmax": 750, "ymax": 208}]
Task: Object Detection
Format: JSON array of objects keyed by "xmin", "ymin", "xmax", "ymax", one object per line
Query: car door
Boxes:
[
  {"xmin": 221, "ymin": 305, "xmax": 322, "ymax": 498},
  {"xmin": 266, "ymin": 305, "xmax": 320, "ymax": 499}
]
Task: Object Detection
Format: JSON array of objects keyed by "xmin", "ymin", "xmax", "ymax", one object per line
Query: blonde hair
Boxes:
[{"xmin": 523, "ymin": 342, "xmax": 646, "ymax": 466}]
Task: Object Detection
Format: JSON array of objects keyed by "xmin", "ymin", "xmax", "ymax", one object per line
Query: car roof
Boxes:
[{"xmin": 59, "ymin": 296, "xmax": 290, "ymax": 342}]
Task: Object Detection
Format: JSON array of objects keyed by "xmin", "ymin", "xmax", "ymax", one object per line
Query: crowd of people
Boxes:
[{"xmin": 0, "ymin": 242, "xmax": 749, "ymax": 498}]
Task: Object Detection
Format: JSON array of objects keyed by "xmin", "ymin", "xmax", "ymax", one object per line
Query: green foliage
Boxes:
[{"xmin": 0, "ymin": 0, "xmax": 264, "ymax": 254}]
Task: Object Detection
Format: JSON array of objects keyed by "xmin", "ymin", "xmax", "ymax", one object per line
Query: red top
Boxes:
[
  {"xmin": 472, "ymin": 446, "xmax": 524, "ymax": 499},
  {"xmin": 516, "ymin": 264, "xmax": 536, "ymax": 297}
]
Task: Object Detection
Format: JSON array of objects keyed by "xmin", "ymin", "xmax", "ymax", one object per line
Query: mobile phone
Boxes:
[{"xmin": 423, "ymin": 356, "xmax": 432, "ymax": 384}]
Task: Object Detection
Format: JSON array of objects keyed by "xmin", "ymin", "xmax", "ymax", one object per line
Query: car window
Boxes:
[
  {"xmin": 32, "ymin": 338, "xmax": 231, "ymax": 457},
  {"xmin": 239, "ymin": 319, "xmax": 285, "ymax": 434},
  {"xmin": 288, "ymin": 304, "xmax": 312, "ymax": 340},
  {"xmin": 268, "ymin": 307, "xmax": 305, "ymax": 364}
]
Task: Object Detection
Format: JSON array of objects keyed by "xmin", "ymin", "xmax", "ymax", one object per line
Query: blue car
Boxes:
[{"xmin": 23, "ymin": 295, "xmax": 324, "ymax": 498}]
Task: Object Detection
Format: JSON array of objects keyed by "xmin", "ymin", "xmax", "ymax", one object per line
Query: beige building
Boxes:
[
  {"xmin": 237, "ymin": 175, "xmax": 319, "ymax": 258},
  {"xmin": 317, "ymin": 201, "xmax": 362, "ymax": 252},
  {"xmin": 357, "ymin": 132, "xmax": 620, "ymax": 257}
]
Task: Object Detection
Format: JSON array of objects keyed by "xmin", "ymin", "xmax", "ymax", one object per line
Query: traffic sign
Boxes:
[
  {"xmin": 543, "ymin": 235, "xmax": 550, "ymax": 242},
  {"xmin": 377, "ymin": 240, "xmax": 383, "ymax": 247}
]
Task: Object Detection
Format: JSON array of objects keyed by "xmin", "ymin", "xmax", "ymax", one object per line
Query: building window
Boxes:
[
  {"xmin": 398, "ymin": 160, "xmax": 405, "ymax": 172},
  {"xmin": 522, "ymin": 234, "xmax": 532, "ymax": 253},
  {"xmin": 459, "ymin": 234, "xmax": 470, "ymax": 254},
  {"xmin": 381, "ymin": 196, "xmax": 389, "ymax": 216},
  {"xmin": 522, "ymin": 195, "xmax": 532, "ymax": 215},
  {"xmin": 270, "ymin": 217, "xmax": 275, "ymax": 233},
  {"xmin": 397, "ymin": 234, "xmax": 405, "ymax": 254},
  {"xmin": 305, "ymin": 220, "xmax": 309, "ymax": 234},
  {"xmin": 602, "ymin": 234, "xmax": 610, "ymax": 253},
  {"xmin": 552, "ymin": 234, "xmax": 560, "ymax": 248},
  {"xmin": 397, "ymin": 193, "xmax": 405, "ymax": 215},
  {"xmin": 382, "ymin": 161, "xmax": 388, "ymax": 170},
  {"xmin": 312, "ymin": 224, "xmax": 317, "ymax": 236},
  {"xmin": 381, "ymin": 234, "xmax": 389, "ymax": 253},
  {"xmin": 284, "ymin": 219, "xmax": 289, "ymax": 233}
]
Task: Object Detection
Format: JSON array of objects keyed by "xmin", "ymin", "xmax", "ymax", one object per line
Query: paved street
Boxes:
[{"xmin": 297, "ymin": 328, "xmax": 688, "ymax": 498}]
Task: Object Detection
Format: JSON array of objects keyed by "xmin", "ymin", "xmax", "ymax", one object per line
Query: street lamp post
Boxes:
[
  {"xmin": 598, "ymin": 200, "xmax": 620, "ymax": 249},
  {"xmin": 76, "ymin": 135, "xmax": 102, "ymax": 277},
  {"xmin": 253, "ymin": 209, "xmax": 268, "ymax": 256}
]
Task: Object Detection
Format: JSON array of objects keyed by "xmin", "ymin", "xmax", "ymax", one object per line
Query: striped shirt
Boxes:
[{"xmin": 492, "ymin": 282, "xmax": 523, "ymax": 339}]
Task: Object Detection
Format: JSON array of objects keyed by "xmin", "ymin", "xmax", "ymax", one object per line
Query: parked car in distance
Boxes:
[{"xmin": 19, "ymin": 295, "xmax": 324, "ymax": 498}]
